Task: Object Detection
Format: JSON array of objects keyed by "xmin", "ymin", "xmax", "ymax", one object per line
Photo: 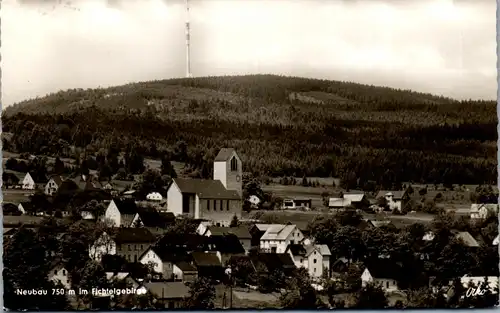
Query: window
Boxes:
[
  {"xmin": 314, "ymin": 259, "xmax": 317, "ymax": 264},
  {"xmin": 313, "ymin": 268, "xmax": 316, "ymax": 273},
  {"xmin": 207, "ymin": 200, "xmax": 211, "ymax": 211},
  {"xmin": 386, "ymin": 281, "xmax": 389, "ymax": 288},
  {"xmin": 134, "ymin": 255, "xmax": 137, "ymax": 262},
  {"xmin": 393, "ymin": 281, "xmax": 395, "ymax": 286},
  {"xmin": 213, "ymin": 200, "xmax": 217, "ymax": 210},
  {"xmin": 226, "ymin": 200, "xmax": 230, "ymax": 210},
  {"xmin": 220, "ymin": 200, "xmax": 223, "ymax": 211},
  {"xmin": 141, "ymin": 245, "xmax": 143, "ymax": 250},
  {"xmin": 54, "ymin": 270, "xmax": 57, "ymax": 275},
  {"xmin": 62, "ymin": 270, "xmax": 66, "ymax": 276},
  {"xmin": 230, "ymin": 156, "xmax": 238, "ymax": 172},
  {"xmin": 128, "ymin": 245, "xmax": 131, "ymax": 251}
]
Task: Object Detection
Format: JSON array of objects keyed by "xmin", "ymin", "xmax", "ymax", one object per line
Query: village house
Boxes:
[
  {"xmin": 375, "ymin": 190, "xmax": 410, "ymax": 213},
  {"xmin": 173, "ymin": 261, "xmax": 198, "ymax": 283},
  {"xmin": 146, "ymin": 192, "xmax": 163, "ymax": 202},
  {"xmin": 249, "ymin": 253, "xmax": 297, "ymax": 279},
  {"xmin": 44, "ymin": 176, "xmax": 64, "ymax": 196},
  {"xmin": 493, "ymin": 234, "xmax": 499, "ymax": 246},
  {"xmin": 132, "ymin": 210, "xmax": 175, "ymax": 235},
  {"xmin": 328, "ymin": 197, "xmax": 352, "ymax": 211},
  {"xmin": 247, "ymin": 195, "xmax": 261, "ymax": 208},
  {"xmin": 190, "ymin": 251, "xmax": 224, "ymax": 280},
  {"xmin": 470, "ymin": 204, "xmax": 499, "ymax": 220},
  {"xmin": 89, "ymin": 228, "xmax": 156, "ymax": 262},
  {"xmin": 343, "ymin": 192, "xmax": 370, "ymax": 211},
  {"xmin": 139, "ymin": 281, "xmax": 190, "ymax": 309},
  {"xmin": 286, "ymin": 243, "xmax": 331, "ymax": 280},
  {"xmin": 166, "ymin": 148, "xmax": 242, "ymax": 227},
  {"xmin": 282, "ymin": 198, "xmax": 313, "ymax": 210},
  {"xmin": 199, "ymin": 225, "xmax": 252, "ymax": 254},
  {"xmin": 103, "ymin": 199, "xmax": 139, "ymax": 227},
  {"xmin": 139, "ymin": 246, "xmax": 185, "ymax": 280},
  {"xmin": 209, "ymin": 234, "xmax": 246, "ymax": 265},
  {"xmin": 361, "ymin": 260, "xmax": 401, "ymax": 292},
  {"xmin": 258, "ymin": 224, "xmax": 305, "ymax": 253},
  {"xmin": 21, "ymin": 172, "xmax": 36, "ymax": 190},
  {"xmin": 105, "ymin": 272, "xmax": 140, "ymax": 289},
  {"xmin": 47, "ymin": 260, "xmax": 71, "ymax": 290}
]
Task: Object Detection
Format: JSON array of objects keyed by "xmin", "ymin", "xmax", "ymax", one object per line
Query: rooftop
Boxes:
[{"xmin": 173, "ymin": 178, "xmax": 240, "ymax": 200}]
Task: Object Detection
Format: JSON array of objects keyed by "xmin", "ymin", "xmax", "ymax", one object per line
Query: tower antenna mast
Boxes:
[{"xmin": 185, "ymin": 0, "xmax": 192, "ymax": 78}]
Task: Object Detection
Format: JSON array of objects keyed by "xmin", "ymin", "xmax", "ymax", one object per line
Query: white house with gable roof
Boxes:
[{"xmin": 259, "ymin": 224, "xmax": 304, "ymax": 253}]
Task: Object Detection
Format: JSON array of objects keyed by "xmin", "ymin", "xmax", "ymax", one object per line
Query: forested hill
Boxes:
[{"xmin": 2, "ymin": 74, "xmax": 497, "ymax": 187}]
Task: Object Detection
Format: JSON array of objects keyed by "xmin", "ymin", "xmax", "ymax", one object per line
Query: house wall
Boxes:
[
  {"xmin": 361, "ymin": 269, "xmax": 398, "ymax": 292},
  {"xmin": 374, "ymin": 278, "xmax": 398, "ymax": 292},
  {"xmin": 45, "ymin": 179, "xmax": 59, "ymax": 195},
  {"xmin": 89, "ymin": 233, "xmax": 116, "ymax": 261},
  {"xmin": 117, "ymin": 242, "xmax": 152, "ymax": 263},
  {"xmin": 199, "ymin": 198, "xmax": 242, "ymax": 227},
  {"xmin": 81, "ymin": 211, "xmax": 96, "ymax": 220},
  {"xmin": 213, "ymin": 151, "xmax": 242, "ymax": 197},
  {"xmin": 307, "ymin": 249, "xmax": 324, "ymax": 279},
  {"xmin": 167, "ymin": 182, "xmax": 183, "ymax": 216},
  {"xmin": 48, "ymin": 267, "xmax": 71, "ymax": 289},
  {"xmin": 385, "ymin": 196, "xmax": 402, "ymax": 212},
  {"xmin": 240, "ymin": 238, "xmax": 251, "ymax": 253},
  {"xmin": 22, "ymin": 173, "xmax": 35, "ymax": 190},
  {"xmin": 172, "ymin": 265, "xmax": 199, "ymax": 282},
  {"xmin": 140, "ymin": 249, "xmax": 164, "ymax": 274},
  {"xmin": 260, "ymin": 228, "xmax": 304, "ymax": 253},
  {"xmin": 104, "ymin": 200, "xmax": 121, "ymax": 227}
]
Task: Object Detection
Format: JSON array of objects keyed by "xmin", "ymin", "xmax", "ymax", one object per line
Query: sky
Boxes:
[{"xmin": 1, "ymin": 0, "xmax": 497, "ymax": 107}]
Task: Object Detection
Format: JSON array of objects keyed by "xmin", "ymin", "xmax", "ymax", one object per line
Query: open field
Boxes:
[
  {"xmin": 214, "ymin": 285, "xmax": 279, "ymax": 309},
  {"xmin": 262, "ymin": 184, "xmax": 332, "ymax": 208},
  {"xmin": 2, "ymin": 189, "xmax": 33, "ymax": 203},
  {"xmin": 245, "ymin": 209, "xmax": 436, "ymax": 229}
]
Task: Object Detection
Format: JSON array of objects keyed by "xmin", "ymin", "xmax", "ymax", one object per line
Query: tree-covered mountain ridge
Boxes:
[{"xmin": 2, "ymin": 74, "xmax": 497, "ymax": 186}]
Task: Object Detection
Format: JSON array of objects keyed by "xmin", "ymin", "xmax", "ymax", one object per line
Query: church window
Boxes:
[
  {"xmin": 230, "ymin": 157, "xmax": 238, "ymax": 172},
  {"xmin": 207, "ymin": 201, "xmax": 210, "ymax": 211},
  {"xmin": 220, "ymin": 200, "xmax": 223, "ymax": 211},
  {"xmin": 226, "ymin": 200, "xmax": 230, "ymax": 210}
]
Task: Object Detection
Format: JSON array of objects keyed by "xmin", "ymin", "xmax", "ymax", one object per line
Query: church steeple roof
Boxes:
[{"xmin": 214, "ymin": 148, "xmax": 237, "ymax": 162}]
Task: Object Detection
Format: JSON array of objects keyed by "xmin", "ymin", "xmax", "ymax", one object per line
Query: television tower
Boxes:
[{"xmin": 185, "ymin": 0, "xmax": 192, "ymax": 78}]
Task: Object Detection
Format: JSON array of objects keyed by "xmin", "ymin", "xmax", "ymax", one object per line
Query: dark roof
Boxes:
[
  {"xmin": 158, "ymin": 233, "xmax": 211, "ymax": 251},
  {"xmin": 112, "ymin": 199, "xmax": 138, "ymax": 215},
  {"xmin": 3, "ymin": 202, "xmax": 20, "ymax": 211},
  {"xmin": 111, "ymin": 228, "xmax": 156, "ymax": 244},
  {"xmin": 251, "ymin": 253, "xmax": 296, "ymax": 273},
  {"xmin": 144, "ymin": 282, "xmax": 190, "ymax": 299},
  {"xmin": 142, "ymin": 245, "xmax": 189, "ymax": 263},
  {"xmin": 174, "ymin": 261, "xmax": 198, "ymax": 272},
  {"xmin": 50, "ymin": 176, "xmax": 64, "ymax": 186},
  {"xmin": 376, "ymin": 190, "xmax": 407, "ymax": 200},
  {"xmin": 191, "ymin": 251, "xmax": 222, "ymax": 267},
  {"xmin": 357, "ymin": 219, "xmax": 374, "ymax": 230},
  {"xmin": 364, "ymin": 259, "xmax": 401, "ymax": 280},
  {"xmin": 173, "ymin": 178, "xmax": 240, "ymax": 200},
  {"xmin": 137, "ymin": 207, "xmax": 174, "ymax": 228},
  {"xmin": 207, "ymin": 226, "xmax": 251, "ymax": 239},
  {"xmin": 209, "ymin": 234, "xmax": 245, "ymax": 254},
  {"xmin": 286, "ymin": 244, "xmax": 307, "ymax": 256},
  {"xmin": 214, "ymin": 148, "xmax": 237, "ymax": 162}
]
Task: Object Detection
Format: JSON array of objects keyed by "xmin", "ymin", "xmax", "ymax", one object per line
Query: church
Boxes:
[{"xmin": 166, "ymin": 148, "xmax": 243, "ymax": 227}]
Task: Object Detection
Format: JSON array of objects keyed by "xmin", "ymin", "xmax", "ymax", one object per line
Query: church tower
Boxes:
[{"xmin": 213, "ymin": 148, "xmax": 242, "ymax": 198}]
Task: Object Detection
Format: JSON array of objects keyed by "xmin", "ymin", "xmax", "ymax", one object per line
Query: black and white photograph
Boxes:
[{"xmin": 1, "ymin": 0, "xmax": 498, "ymax": 310}]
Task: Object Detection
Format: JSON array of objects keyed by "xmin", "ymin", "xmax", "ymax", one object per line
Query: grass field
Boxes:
[
  {"xmin": 2, "ymin": 189, "xmax": 33, "ymax": 203},
  {"xmin": 262, "ymin": 184, "xmax": 333, "ymax": 208},
  {"xmin": 214, "ymin": 285, "xmax": 279, "ymax": 309}
]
